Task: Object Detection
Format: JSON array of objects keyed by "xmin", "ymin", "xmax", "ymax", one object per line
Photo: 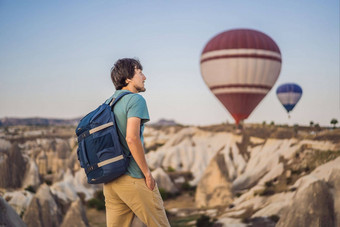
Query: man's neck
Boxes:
[{"xmin": 121, "ymin": 86, "xmax": 137, "ymax": 93}]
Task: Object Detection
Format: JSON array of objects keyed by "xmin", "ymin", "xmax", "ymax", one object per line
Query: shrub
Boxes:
[
  {"xmin": 158, "ymin": 187, "xmax": 171, "ymax": 200},
  {"xmin": 181, "ymin": 181, "xmax": 196, "ymax": 191},
  {"xmin": 167, "ymin": 166, "xmax": 175, "ymax": 172},
  {"xmin": 259, "ymin": 188, "xmax": 275, "ymax": 196},
  {"xmin": 87, "ymin": 190, "xmax": 105, "ymax": 210},
  {"xmin": 265, "ymin": 180, "xmax": 273, "ymax": 187},
  {"xmin": 286, "ymin": 177, "xmax": 292, "ymax": 185},
  {"xmin": 87, "ymin": 198, "xmax": 105, "ymax": 210},
  {"xmin": 269, "ymin": 215, "xmax": 280, "ymax": 223},
  {"xmin": 291, "ymin": 168, "xmax": 302, "ymax": 175},
  {"xmin": 235, "ymin": 192, "xmax": 242, "ymax": 197},
  {"xmin": 196, "ymin": 215, "xmax": 215, "ymax": 227},
  {"xmin": 24, "ymin": 185, "xmax": 36, "ymax": 193}
]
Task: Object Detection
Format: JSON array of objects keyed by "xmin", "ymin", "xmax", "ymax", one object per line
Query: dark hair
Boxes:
[{"xmin": 110, "ymin": 58, "xmax": 143, "ymax": 90}]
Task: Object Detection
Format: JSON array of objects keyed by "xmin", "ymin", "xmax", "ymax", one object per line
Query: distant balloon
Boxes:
[
  {"xmin": 276, "ymin": 83, "xmax": 303, "ymax": 116},
  {"xmin": 200, "ymin": 29, "xmax": 282, "ymax": 124}
]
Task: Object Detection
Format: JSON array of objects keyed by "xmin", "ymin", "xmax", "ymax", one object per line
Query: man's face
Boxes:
[{"xmin": 130, "ymin": 68, "xmax": 146, "ymax": 92}]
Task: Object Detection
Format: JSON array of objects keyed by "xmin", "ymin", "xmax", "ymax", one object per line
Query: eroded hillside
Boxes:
[{"xmin": 0, "ymin": 124, "xmax": 339, "ymax": 227}]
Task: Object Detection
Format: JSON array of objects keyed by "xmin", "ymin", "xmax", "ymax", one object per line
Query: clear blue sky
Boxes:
[{"xmin": 0, "ymin": 0, "xmax": 339, "ymax": 126}]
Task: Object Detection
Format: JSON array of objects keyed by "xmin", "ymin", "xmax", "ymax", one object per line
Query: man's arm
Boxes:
[{"xmin": 125, "ymin": 117, "xmax": 155, "ymax": 190}]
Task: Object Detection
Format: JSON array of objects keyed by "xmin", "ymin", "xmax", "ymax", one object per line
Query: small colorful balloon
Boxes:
[{"xmin": 276, "ymin": 83, "xmax": 303, "ymax": 118}]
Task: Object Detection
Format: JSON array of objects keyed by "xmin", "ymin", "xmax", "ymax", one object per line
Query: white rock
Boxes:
[
  {"xmin": 257, "ymin": 163, "xmax": 284, "ymax": 186},
  {"xmin": 216, "ymin": 217, "xmax": 246, "ymax": 227},
  {"xmin": 0, "ymin": 197, "xmax": 26, "ymax": 227},
  {"xmin": 3, "ymin": 190, "xmax": 34, "ymax": 215},
  {"xmin": 152, "ymin": 167, "xmax": 178, "ymax": 193},
  {"xmin": 300, "ymin": 140, "xmax": 338, "ymax": 151},
  {"xmin": 0, "ymin": 138, "xmax": 11, "ymax": 151},
  {"xmin": 174, "ymin": 176, "xmax": 185, "ymax": 184},
  {"xmin": 22, "ymin": 157, "xmax": 41, "ymax": 189},
  {"xmin": 232, "ymin": 139, "xmax": 296, "ymax": 191},
  {"xmin": 250, "ymin": 137, "xmax": 265, "ymax": 144},
  {"xmin": 51, "ymin": 168, "xmax": 100, "ymax": 202},
  {"xmin": 51, "ymin": 173, "xmax": 79, "ymax": 202},
  {"xmin": 195, "ymin": 151, "xmax": 232, "ymax": 208},
  {"xmin": 292, "ymin": 156, "xmax": 340, "ymax": 192},
  {"xmin": 147, "ymin": 128, "xmax": 242, "ymax": 186}
]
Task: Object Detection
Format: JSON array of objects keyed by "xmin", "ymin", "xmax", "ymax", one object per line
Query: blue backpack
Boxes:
[{"xmin": 75, "ymin": 92, "xmax": 131, "ymax": 184}]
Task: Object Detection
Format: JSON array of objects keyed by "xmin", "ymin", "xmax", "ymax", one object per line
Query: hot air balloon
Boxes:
[
  {"xmin": 200, "ymin": 29, "xmax": 282, "ymax": 124},
  {"xmin": 276, "ymin": 83, "xmax": 302, "ymax": 118}
]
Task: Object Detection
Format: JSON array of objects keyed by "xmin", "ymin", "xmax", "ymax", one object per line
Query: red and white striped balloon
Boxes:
[{"xmin": 200, "ymin": 29, "xmax": 282, "ymax": 124}]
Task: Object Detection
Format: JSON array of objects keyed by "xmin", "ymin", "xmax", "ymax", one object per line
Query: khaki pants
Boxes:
[{"xmin": 103, "ymin": 174, "xmax": 170, "ymax": 227}]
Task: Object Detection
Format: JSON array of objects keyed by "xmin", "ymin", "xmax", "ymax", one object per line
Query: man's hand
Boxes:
[
  {"xmin": 145, "ymin": 173, "xmax": 156, "ymax": 191},
  {"xmin": 126, "ymin": 117, "xmax": 155, "ymax": 190}
]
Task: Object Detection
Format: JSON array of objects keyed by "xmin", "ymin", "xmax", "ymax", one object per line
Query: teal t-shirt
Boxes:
[{"xmin": 106, "ymin": 90, "xmax": 150, "ymax": 178}]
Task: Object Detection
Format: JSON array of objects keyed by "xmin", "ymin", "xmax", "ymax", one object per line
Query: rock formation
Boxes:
[
  {"xmin": 0, "ymin": 138, "xmax": 11, "ymax": 150},
  {"xmin": 60, "ymin": 199, "xmax": 89, "ymax": 227},
  {"xmin": 23, "ymin": 184, "xmax": 63, "ymax": 227},
  {"xmin": 328, "ymin": 169, "xmax": 340, "ymax": 227},
  {"xmin": 146, "ymin": 128, "xmax": 243, "ymax": 185},
  {"xmin": 0, "ymin": 143, "xmax": 27, "ymax": 188},
  {"xmin": 195, "ymin": 151, "xmax": 233, "ymax": 208},
  {"xmin": 55, "ymin": 138, "xmax": 71, "ymax": 159},
  {"xmin": 3, "ymin": 190, "xmax": 33, "ymax": 216},
  {"xmin": 22, "ymin": 158, "xmax": 41, "ymax": 190},
  {"xmin": 1, "ymin": 125, "xmax": 339, "ymax": 227},
  {"xmin": 50, "ymin": 168, "xmax": 100, "ymax": 202},
  {"xmin": 277, "ymin": 180, "xmax": 335, "ymax": 227},
  {"xmin": 152, "ymin": 167, "xmax": 178, "ymax": 193},
  {"xmin": 0, "ymin": 196, "xmax": 26, "ymax": 227}
]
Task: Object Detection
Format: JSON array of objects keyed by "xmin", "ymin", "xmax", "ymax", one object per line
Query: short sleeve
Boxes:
[{"xmin": 126, "ymin": 94, "xmax": 150, "ymax": 124}]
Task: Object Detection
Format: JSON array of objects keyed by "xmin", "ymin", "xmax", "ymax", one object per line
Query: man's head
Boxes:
[{"xmin": 111, "ymin": 58, "xmax": 146, "ymax": 92}]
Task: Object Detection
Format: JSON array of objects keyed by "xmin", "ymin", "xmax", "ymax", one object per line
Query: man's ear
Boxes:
[{"xmin": 125, "ymin": 78, "xmax": 131, "ymax": 84}]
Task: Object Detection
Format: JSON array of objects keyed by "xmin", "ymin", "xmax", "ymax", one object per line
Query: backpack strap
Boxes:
[
  {"xmin": 109, "ymin": 91, "xmax": 133, "ymax": 159},
  {"xmin": 77, "ymin": 92, "xmax": 132, "ymax": 143},
  {"xmin": 109, "ymin": 91, "xmax": 132, "ymax": 108}
]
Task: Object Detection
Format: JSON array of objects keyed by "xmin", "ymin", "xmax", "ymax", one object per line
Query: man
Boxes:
[{"xmin": 103, "ymin": 58, "xmax": 170, "ymax": 227}]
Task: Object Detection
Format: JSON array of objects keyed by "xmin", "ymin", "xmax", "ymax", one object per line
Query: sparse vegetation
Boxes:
[
  {"xmin": 158, "ymin": 187, "xmax": 180, "ymax": 201},
  {"xmin": 169, "ymin": 214, "xmax": 200, "ymax": 227},
  {"xmin": 196, "ymin": 215, "xmax": 216, "ymax": 227},
  {"xmin": 269, "ymin": 215, "xmax": 280, "ymax": 223},
  {"xmin": 158, "ymin": 187, "xmax": 171, "ymax": 200},
  {"xmin": 167, "ymin": 166, "xmax": 176, "ymax": 172},
  {"xmin": 308, "ymin": 150, "xmax": 340, "ymax": 168},
  {"xmin": 259, "ymin": 188, "xmax": 275, "ymax": 196},
  {"xmin": 146, "ymin": 142, "xmax": 165, "ymax": 152},
  {"xmin": 286, "ymin": 177, "xmax": 292, "ymax": 185},
  {"xmin": 331, "ymin": 118, "xmax": 338, "ymax": 129},
  {"xmin": 265, "ymin": 180, "xmax": 273, "ymax": 188},
  {"xmin": 87, "ymin": 190, "xmax": 105, "ymax": 211},
  {"xmin": 293, "ymin": 124, "xmax": 299, "ymax": 134},
  {"xmin": 24, "ymin": 185, "xmax": 36, "ymax": 193},
  {"xmin": 235, "ymin": 192, "xmax": 242, "ymax": 197},
  {"xmin": 181, "ymin": 181, "xmax": 196, "ymax": 191},
  {"xmin": 315, "ymin": 123, "xmax": 321, "ymax": 131}
]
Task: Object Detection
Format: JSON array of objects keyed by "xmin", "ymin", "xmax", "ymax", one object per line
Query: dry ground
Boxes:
[
  {"xmin": 86, "ymin": 208, "xmax": 106, "ymax": 227},
  {"xmin": 85, "ymin": 192, "xmax": 196, "ymax": 227}
]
